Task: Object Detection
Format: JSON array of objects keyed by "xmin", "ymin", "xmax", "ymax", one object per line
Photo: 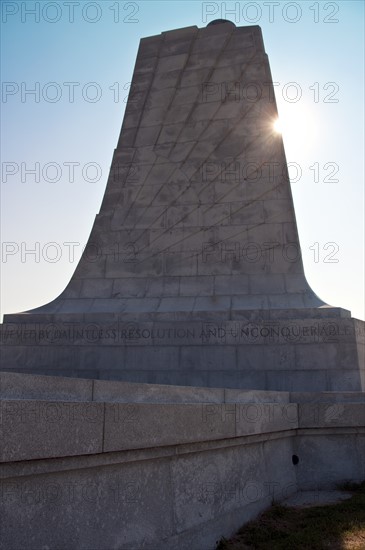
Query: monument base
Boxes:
[{"xmin": 1, "ymin": 306, "xmax": 364, "ymax": 392}]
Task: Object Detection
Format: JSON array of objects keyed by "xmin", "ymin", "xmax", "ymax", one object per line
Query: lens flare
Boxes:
[{"xmin": 273, "ymin": 119, "xmax": 282, "ymax": 133}]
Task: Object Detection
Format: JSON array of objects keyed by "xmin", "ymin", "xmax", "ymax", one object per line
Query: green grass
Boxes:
[{"xmin": 217, "ymin": 482, "xmax": 365, "ymax": 550}]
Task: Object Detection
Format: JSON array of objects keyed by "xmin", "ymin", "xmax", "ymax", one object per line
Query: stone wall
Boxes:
[{"xmin": 1, "ymin": 373, "xmax": 364, "ymax": 550}]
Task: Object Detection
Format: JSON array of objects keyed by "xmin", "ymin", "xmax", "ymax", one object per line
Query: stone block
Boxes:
[
  {"xmin": 171, "ymin": 85, "xmax": 201, "ymax": 105},
  {"xmin": 160, "ymin": 38, "xmax": 192, "ymax": 57},
  {"xmin": 266, "ymin": 370, "xmax": 328, "ymax": 392},
  {"xmin": 190, "ymin": 101, "xmax": 220, "ymax": 122},
  {"xmin": 140, "ymin": 106, "xmax": 169, "ymax": 127},
  {"xmin": 235, "ymin": 402, "xmax": 298, "ymax": 436},
  {"xmin": 103, "ymin": 403, "xmax": 235, "ymax": 452},
  {"xmin": 298, "ymin": 402, "xmax": 365, "ymax": 428},
  {"xmin": 170, "ymin": 444, "xmax": 268, "ymax": 532},
  {"xmin": 89, "ymin": 298, "xmax": 128, "ymax": 313},
  {"xmin": 179, "ymin": 276, "xmax": 213, "ymax": 296},
  {"xmin": 73, "ymin": 256, "xmax": 107, "ymax": 279},
  {"xmin": 145, "ymin": 87, "xmax": 176, "ymax": 109},
  {"xmin": 0, "ymin": 399, "xmax": 104, "ymax": 462},
  {"xmin": 134, "ymin": 56, "xmax": 158, "ymax": 74},
  {"xmin": 180, "ymin": 67, "xmax": 211, "ymax": 87},
  {"xmin": 191, "ymin": 34, "xmax": 228, "ymax": 54},
  {"xmin": 117, "ymin": 127, "xmax": 137, "ymax": 148},
  {"xmin": 194, "ymin": 296, "xmax": 231, "ymax": 311},
  {"xmin": 79, "ymin": 346, "xmax": 125, "ymax": 371},
  {"xmin": 180, "ymin": 346, "xmax": 236, "ymax": 371},
  {"xmin": 156, "ymin": 53, "xmax": 188, "ymax": 73},
  {"xmin": 249, "ymin": 274, "xmax": 285, "ymax": 295},
  {"xmin": 169, "ymin": 141, "xmax": 196, "ymax": 162},
  {"xmin": 177, "ymin": 120, "xmax": 208, "ymax": 142},
  {"xmin": 294, "ymin": 344, "xmax": 340, "ymax": 370},
  {"xmin": 294, "ymin": 434, "xmax": 365, "ymax": 489},
  {"xmin": 231, "ymin": 295, "xmax": 269, "ymax": 309},
  {"xmin": 105, "ymin": 254, "xmax": 163, "ymax": 278},
  {"xmin": 0, "ymin": 372, "xmax": 92, "ymax": 401},
  {"xmin": 151, "ymin": 68, "xmax": 182, "ymax": 90},
  {"xmin": 112, "ymin": 278, "xmax": 148, "ymax": 298},
  {"xmin": 263, "ymin": 199, "xmax": 295, "ymax": 224},
  {"xmin": 0, "ymin": 459, "xmax": 175, "ymax": 549},
  {"xmin": 93, "ymin": 379, "xmax": 224, "ymax": 404},
  {"xmin": 124, "ymin": 347, "xmax": 178, "ymax": 370},
  {"xmin": 157, "ymin": 122, "xmax": 184, "ymax": 144},
  {"xmin": 80, "ymin": 279, "xmax": 114, "ymax": 299},
  {"xmin": 134, "ymin": 125, "xmax": 161, "ymax": 146},
  {"xmin": 138, "ymin": 35, "xmax": 161, "ymax": 58},
  {"xmin": 164, "ymin": 252, "xmax": 198, "ymax": 276},
  {"xmin": 214, "ymin": 275, "xmax": 249, "ymax": 295},
  {"xmin": 165, "ymin": 104, "xmax": 192, "ymax": 124},
  {"xmin": 237, "ymin": 345, "xmax": 296, "ymax": 371},
  {"xmin": 158, "ymin": 297, "xmax": 195, "ymax": 312},
  {"xmin": 230, "ymin": 201, "xmax": 265, "ymax": 225},
  {"xmin": 185, "ymin": 52, "xmax": 220, "ymax": 71},
  {"xmin": 146, "ymin": 276, "xmax": 180, "ymax": 297},
  {"xmin": 284, "ymin": 274, "xmax": 311, "ymax": 293},
  {"xmin": 61, "ymin": 279, "xmax": 83, "ymax": 299},
  {"xmin": 225, "ymin": 388, "xmax": 290, "ymax": 403},
  {"xmin": 163, "ymin": 26, "xmax": 197, "ymax": 41}
]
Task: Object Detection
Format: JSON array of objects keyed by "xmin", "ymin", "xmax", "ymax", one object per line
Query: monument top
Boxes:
[{"xmin": 207, "ymin": 19, "xmax": 236, "ymax": 27}]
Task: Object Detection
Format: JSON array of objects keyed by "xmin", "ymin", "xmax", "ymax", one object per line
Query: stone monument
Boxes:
[
  {"xmin": 1, "ymin": 22, "xmax": 364, "ymax": 550},
  {"xmin": 1, "ymin": 22, "xmax": 364, "ymax": 391}
]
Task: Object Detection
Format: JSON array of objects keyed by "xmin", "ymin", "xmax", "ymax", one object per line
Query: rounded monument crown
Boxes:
[{"xmin": 207, "ymin": 19, "xmax": 236, "ymax": 27}]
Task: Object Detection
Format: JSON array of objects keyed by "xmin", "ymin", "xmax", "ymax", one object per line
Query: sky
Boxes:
[{"xmin": 1, "ymin": 0, "xmax": 364, "ymax": 321}]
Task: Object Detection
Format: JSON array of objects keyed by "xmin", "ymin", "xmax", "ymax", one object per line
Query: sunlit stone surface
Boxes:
[{"xmin": 0, "ymin": 23, "xmax": 364, "ymax": 390}]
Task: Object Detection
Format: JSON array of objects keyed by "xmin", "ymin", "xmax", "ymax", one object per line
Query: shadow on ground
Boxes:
[{"xmin": 217, "ymin": 482, "xmax": 365, "ymax": 550}]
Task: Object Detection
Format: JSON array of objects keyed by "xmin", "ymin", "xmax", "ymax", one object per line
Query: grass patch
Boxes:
[{"xmin": 217, "ymin": 482, "xmax": 365, "ymax": 550}]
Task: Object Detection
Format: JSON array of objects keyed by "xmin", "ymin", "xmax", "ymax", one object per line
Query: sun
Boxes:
[
  {"xmin": 272, "ymin": 104, "xmax": 317, "ymax": 154},
  {"xmin": 273, "ymin": 118, "xmax": 282, "ymax": 134}
]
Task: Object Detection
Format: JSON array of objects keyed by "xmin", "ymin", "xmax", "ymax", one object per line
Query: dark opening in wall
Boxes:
[{"xmin": 292, "ymin": 455, "xmax": 299, "ymax": 465}]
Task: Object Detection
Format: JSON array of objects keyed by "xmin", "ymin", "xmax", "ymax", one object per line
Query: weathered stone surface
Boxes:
[
  {"xmin": 0, "ymin": 372, "xmax": 363, "ymax": 550},
  {"xmin": 0, "ymin": 372, "xmax": 92, "ymax": 401},
  {"xmin": 93, "ymin": 378, "xmax": 224, "ymax": 404},
  {"xmin": 103, "ymin": 403, "xmax": 236, "ymax": 452},
  {"xmin": 298, "ymin": 402, "xmax": 365, "ymax": 428},
  {"xmin": 293, "ymin": 433, "xmax": 365, "ymax": 490},
  {"xmin": 0, "ymin": 399, "xmax": 104, "ymax": 462}
]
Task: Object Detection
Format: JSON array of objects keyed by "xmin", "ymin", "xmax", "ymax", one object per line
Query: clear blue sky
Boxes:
[{"xmin": 1, "ymin": 0, "xmax": 364, "ymax": 320}]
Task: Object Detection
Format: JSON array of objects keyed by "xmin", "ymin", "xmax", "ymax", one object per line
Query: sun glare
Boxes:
[
  {"xmin": 273, "ymin": 119, "xmax": 282, "ymax": 133},
  {"xmin": 272, "ymin": 104, "xmax": 317, "ymax": 154}
]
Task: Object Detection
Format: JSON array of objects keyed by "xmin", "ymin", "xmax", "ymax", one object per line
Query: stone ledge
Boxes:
[
  {"xmin": 0, "ymin": 371, "xmax": 93, "ymax": 402},
  {"xmin": 0, "ymin": 399, "xmax": 104, "ymax": 462},
  {"xmin": 0, "ymin": 399, "xmax": 299, "ymax": 462},
  {"xmin": 2, "ymin": 428, "xmax": 363, "ymax": 481},
  {"xmin": 0, "ymin": 429, "xmax": 295, "ymax": 480},
  {"xmin": 298, "ymin": 403, "xmax": 365, "ymax": 428},
  {"xmin": 1, "ymin": 394, "xmax": 364, "ymax": 464}
]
